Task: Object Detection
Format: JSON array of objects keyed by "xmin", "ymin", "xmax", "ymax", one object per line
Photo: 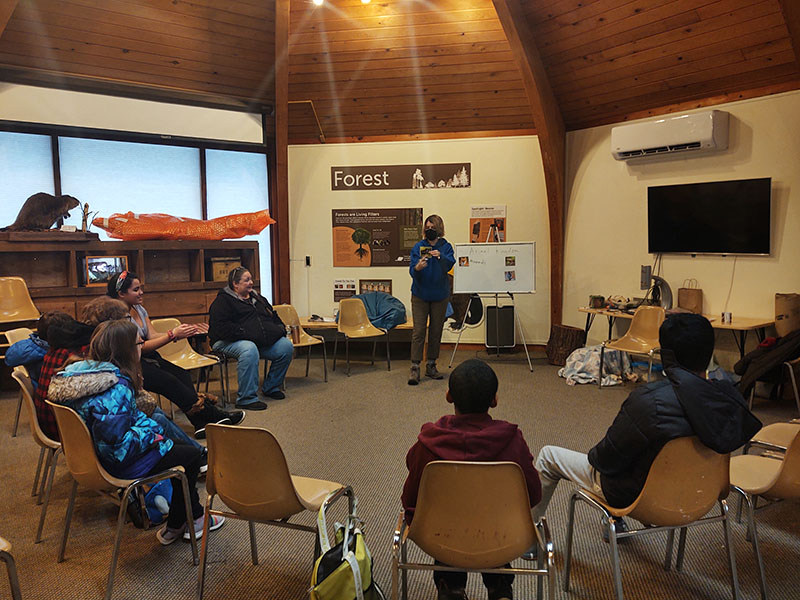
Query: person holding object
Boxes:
[
  {"xmin": 208, "ymin": 266, "xmax": 294, "ymax": 410},
  {"xmin": 408, "ymin": 214, "xmax": 455, "ymax": 385},
  {"xmin": 107, "ymin": 271, "xmax": 245, "ymax": 439}
]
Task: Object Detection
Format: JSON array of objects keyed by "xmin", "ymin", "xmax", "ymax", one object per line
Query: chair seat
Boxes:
[
  {"xmin": 751, "ymin": 422, "xmax": 800, "ymax": 450},
  {"xmin": 606, "ymin": 337, "xmax": 659, "ymax": 354},
  {"xmin": 162, "ymin": 354, "xmax": 219, "ymax": 371},
  {"xmin": 291, "ymin": 475, "xmax": 344, "ymax": 511},
  {"xmin": 293, "ymin": 334, "xmax": 324, "ymax": 348},
  {"xmin": 341, "ymin": 324, "xmax": 385, "ymax": 339},
  {"xmin": 579, "ymin": 489, "xmax": 632, "ymax": 519},
  {"xmin": 730, "ymin": 454, "xmax": 782, "ymax": 495}
]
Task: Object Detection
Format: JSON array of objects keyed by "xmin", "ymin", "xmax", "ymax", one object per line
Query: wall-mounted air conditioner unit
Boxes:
[{"xmin": 611, "ymin": 110, "xmax": 729, "ymax": 160}]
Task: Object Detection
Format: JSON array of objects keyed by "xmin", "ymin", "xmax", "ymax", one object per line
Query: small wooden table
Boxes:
[{"xmin": 578, "ymin": 307, "xmax": 774, "ymax": 359}]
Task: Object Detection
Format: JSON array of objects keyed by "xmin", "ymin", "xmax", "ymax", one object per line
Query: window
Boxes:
[
  {"xmin": 206, "ymin": 148, "xmax": 273, "ymax": 301},
  {"xmin": 0, "ymin": 131, "xmax": 55, "ymax": 228}
]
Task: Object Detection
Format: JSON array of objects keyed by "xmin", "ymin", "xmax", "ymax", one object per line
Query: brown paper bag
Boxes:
[
  {"xmin": 678, "ymin": 278, "xmax": 703, "ymax": 314},
  {"xmin": 775, "ymin": 293, "xmax": 800, "ymax": 336}
]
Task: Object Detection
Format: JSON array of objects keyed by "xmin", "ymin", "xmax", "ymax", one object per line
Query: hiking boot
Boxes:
[
  {"xmin": 408, "ymin": 364, "xmax": 420, "ymax": 386},
  {"xmin": 425, "ymin": 362, "xmax": 444, "ymax": 380}
]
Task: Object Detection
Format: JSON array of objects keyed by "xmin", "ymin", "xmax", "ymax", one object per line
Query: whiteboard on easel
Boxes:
[{"xmin": 453, "ymin": 242, "xmax": 535, "ymax": 294}]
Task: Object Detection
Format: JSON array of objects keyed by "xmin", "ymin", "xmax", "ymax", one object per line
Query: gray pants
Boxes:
[
  {"xmin": 411, "ymin": 295, "xmax": 449, "ymax": 363},
  {"xmin": 533, "ymin": 445, "xmax": 606, "ymax": 522}
]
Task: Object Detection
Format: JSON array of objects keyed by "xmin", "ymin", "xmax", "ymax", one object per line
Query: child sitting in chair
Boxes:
[{"xmin": 401, "ymin": 359, "xmax": 541, "ymax": 600}]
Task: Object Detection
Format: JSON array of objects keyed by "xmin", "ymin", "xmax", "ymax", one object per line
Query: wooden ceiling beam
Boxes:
[
  {"xmin": 0, "ymin": 0, "xmax": 18, "ymax": 38},
  {"xmin": 778, "ymin": 0, "xmax": 800, "ymax": 69},
  {"xmin": 492, "ymin": 0, "xmax": 564, "ymax": 326}
]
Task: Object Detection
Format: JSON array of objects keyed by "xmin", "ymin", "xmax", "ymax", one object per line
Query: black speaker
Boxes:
[{"xmin": 485, "ymin": 306, "xmax": 515, "ymax": 349}]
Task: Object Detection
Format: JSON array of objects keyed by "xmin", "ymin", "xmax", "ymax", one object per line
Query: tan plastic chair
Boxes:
[
  {"xmin": 11, "ymin": 369, "xmax": 61, "ymax": 543},
  {"xmin": 0, "ymin": 277, "xmax": 39, "ymax": 323},
  {"xmin": 5, "ymin": 327, "xmax": 34, "ymax": 437},
  {"xmin": 47, "ymin": 401, "xmax": 198, "ymax": 600},
  {"xmin": 564, "ymin": 436, "xmax": 739, "ymax": 600},
  {"xmin": 333, "ymin": 297, "xmax": 390, "ymax": 376},
  {"xmin": 197, "ymin": 424, "xmax": 353, "ymax": 599},
  {"xmin": 274, "ymin": 304, "xmax": 328, "ymax": 382},
  {"xmin": 0, "ymin": 536, "xmax": 22, "ymax": 600},
  {"xmin": 730, "ymin": 429, "xmax": 800, "ymax": 600},
  {"xmin": 392, "ymin": 461, "xmax": 554, "ymax": 600},
  {"xmin": 744, "ymin": 421, "xmax": 800, "ymax": 455},
  {"xmin": 599, "ymin": 305, "xmax": 665, "ymax": 387}
]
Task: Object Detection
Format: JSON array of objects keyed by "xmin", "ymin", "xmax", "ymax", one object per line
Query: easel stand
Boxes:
[{"xmin": 448, "ymin": 293, "xmax": 533, "ymax": 372}]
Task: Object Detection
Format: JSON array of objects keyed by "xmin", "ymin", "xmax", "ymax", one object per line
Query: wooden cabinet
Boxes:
[{"xmin": 0, "ymin": 239, "xmax": 260, "ymax": 321}]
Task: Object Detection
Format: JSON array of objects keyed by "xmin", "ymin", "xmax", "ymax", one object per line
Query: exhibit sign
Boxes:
[
  {"xmin": 469, "ymin": 205, "xmax": 506, "ymax": 243},
  {"xmin": 331, "ymin": 163, "xmax": 470, "ymax": 191},
  {"xmin": 332, "ymin": 208, "xmax": 423, "ymax": 267},
  {"xmin": 359, "ymin": 279, "xmax": 393, "ymax": 295},
  {"xmin": 333, "ymin": 278, "xmax": 357, "ymax": 302}
]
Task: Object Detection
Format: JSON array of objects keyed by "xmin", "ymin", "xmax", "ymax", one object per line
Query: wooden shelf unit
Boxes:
[{"xmin": 0, "ymin": 239, "xmax": 260, "ymax": 322}]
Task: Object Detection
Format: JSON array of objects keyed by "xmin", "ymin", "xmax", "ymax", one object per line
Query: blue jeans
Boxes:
[
  {"xmin": 150, "ymin": 408, "xmax": 203, "ymax": 452},
  {"xmin": 212, "ymin": 337, "xmax": 294, "ymax": 405}
]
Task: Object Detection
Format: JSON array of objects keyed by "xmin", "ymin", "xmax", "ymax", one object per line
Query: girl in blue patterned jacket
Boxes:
[{"xmin": 48, "ymin": 319, "xmax": 225, "ymax": 545}]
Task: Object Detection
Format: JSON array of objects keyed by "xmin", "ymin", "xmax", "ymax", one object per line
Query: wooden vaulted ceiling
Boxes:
[{"xmin": 0, "ymin": 0, "xmax": 799, "ymax": 143}]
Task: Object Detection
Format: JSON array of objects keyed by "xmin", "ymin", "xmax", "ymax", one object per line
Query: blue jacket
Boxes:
[
  {"xmin": 409, "ymin": 238, "xmax": 455, "ymax": 302},
  {"xmin": 5, "ymin": 334, "xmax": 48, "ymax": 386},
  {"xmin": 48, "ymin": 361, "xmax": 173, "ymax": 479}
]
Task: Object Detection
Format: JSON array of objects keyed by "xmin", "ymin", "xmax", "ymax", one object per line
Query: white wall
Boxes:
[
  {"xmin": 0, "ymin": 84, "xmax": 263, "ymax": 143},
  {"xmin": 563, "ymin": 90, "xmax": 800, "ymax": 366},
  {"xmin": 288, "ymin": 137, "xmax": 552, "ymax": 344}
]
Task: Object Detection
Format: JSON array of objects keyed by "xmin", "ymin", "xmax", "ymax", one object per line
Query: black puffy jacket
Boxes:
[
  {"xmin": 208, "ymin": 288, "xmax": 286, "ymax": 349},
  {"xmin": 588, "ymin": 366, "xmax": 761, "ymax": 508}
]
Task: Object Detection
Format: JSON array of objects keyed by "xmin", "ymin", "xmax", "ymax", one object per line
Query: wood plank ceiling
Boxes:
[{"xmin": 0, "ymin": 0, "xmax": 798, "ymax": 143}]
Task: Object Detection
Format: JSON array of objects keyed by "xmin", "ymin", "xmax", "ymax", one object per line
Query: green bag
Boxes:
[{"xmin": 309, "ymin": 493, "xmax": 384, "ymax": 600}]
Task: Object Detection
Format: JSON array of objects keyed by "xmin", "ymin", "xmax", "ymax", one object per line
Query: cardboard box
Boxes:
[{"xmin": 208, "ymin": 257, "xmax": 241, "ymax": 282}]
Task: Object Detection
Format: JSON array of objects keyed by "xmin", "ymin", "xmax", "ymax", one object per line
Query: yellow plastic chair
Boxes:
[
  {"xmin": 197, "ymin": 424, "xmax": 353, "ymax": 600},
  {"xmin": 333, "ymin": 297, "xmax": 390, "ymax": 376},
  {"xmin": 730, "ymin": 429, "xmax": 800, "ymax": 600},
  {"xmin": 392, "ymin": 461, "xmax": 554, "ymax": 600},
  {"xmin": 11, "ymin": 369, "xmax": 61, "ymax": 543},
  {"xmin": 5, "ymin": 327, "xmax": 34, "ymax": 437},
  {"xmin": 274, "ymin": 304, "xmax": 328, "ymax": 383},
  {"xmin": 599, "ymin": 305, "xmax": 665, "ymax": 387},
  {"xmin": 563, "ymin": 436, "xmax": 739, "ymax": 600},
  {"xmin": 151, "ymin": 317, "xmax": 225, "ymax": 402},
  {"xmin": 48, "ymin": 401, "xmax": 198, "ymax": 600},
  {"xmin": 744, "ymin": 421, "xmax": 800, "ymax": 455},
  {"xmin": 0, "ymin": 277, "xmax": 39, "ymax": 324},
  {"xmin": 0, "ymin": 536, "xmax": 22, "ymax": 600}
]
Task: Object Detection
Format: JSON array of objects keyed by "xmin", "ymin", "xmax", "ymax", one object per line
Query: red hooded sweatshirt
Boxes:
[{"xmin": 401, "ymin": 412, "xmax": 541, "ymax": 523}]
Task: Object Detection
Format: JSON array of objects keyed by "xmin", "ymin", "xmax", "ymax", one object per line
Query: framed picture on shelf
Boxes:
[
  {"xmin": 359, "ymin": 279, "xmax": 392, "ymax": 295},
  {"xmin": 84, "ymin": 255, "xmax": 128, "ymax": 287}
]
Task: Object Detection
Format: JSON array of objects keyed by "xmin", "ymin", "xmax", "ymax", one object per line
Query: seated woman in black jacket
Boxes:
[{"xmin": 208, "ymin": 267, "xmax": 293, "ymax": 411}]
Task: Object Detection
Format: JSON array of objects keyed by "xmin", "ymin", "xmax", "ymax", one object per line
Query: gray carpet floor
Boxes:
[{"xmin": 1, "ymin": 348, "xmax": 799, "ymax": 600}]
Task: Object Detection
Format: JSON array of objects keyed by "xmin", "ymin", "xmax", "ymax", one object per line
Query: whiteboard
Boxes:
[{"xmin": 453, "ymin": 242, "xmax": 535, "ymax": 294}]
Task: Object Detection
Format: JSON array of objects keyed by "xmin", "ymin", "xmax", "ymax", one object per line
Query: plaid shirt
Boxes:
[{"xmin": 34, "ymin": 346, "xmax": 89, "ymax": 441}]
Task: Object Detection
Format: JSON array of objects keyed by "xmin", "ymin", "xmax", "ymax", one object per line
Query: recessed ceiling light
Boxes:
[
  {"xmin": 361, "ymin": 0, "xmax": 371, "ymax": 3},
  {"xmin": 312, "ymin": 0, "xmax": 323, "ymax": 5}
]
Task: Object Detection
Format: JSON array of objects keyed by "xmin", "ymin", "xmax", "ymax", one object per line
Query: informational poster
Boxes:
[
  {"xmin": 469, "ymin": 205, "xmax": 506, "ymax": 243},
  {"xmin": 332, "ymin": 208, "xmax": 423, "ymax": 267},
  {"xmin": 333, "ymin": 278, "xmax": 357, "ymax": 302},
  {"xmin": 331, "ymin": 164, "xmax": 470, "ymax": 191},
  {"xmin": 359, "ymin": 279, "xmax": 392, "ymax": 295}
]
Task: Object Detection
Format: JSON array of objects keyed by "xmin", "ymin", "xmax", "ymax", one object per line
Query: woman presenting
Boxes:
[{"xmin": 408, "ymin": 214, "xmax": 455, "ymax": 385}]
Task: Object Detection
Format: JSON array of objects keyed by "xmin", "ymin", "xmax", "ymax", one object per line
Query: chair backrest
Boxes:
[
  {"xmin": 5, "ymin": 327, "xmax": 33, "ymax": 346},
  {"xmin": 47, "ymin": 401, "xmax": 122, "ymax": 491},
  {"xmin": 0, "ymin": 277, "xmax": 40, "ymax": 323},
  {"xmin": 408, "ymin": 461, "xmax": 537, "ymax": 569},
  {"xmin": 205, "ymin": 424, "xmax": 305, "ymax": 521},
  {"xmin": 338, "ymin": 298, "xmax": 373, "ymax": 335},
  {"xmin": 151, "ymin": 317, "xmax": 200, "ymax": 363},
  {"xmin": 11, "ymin": 369, "xmax": 59, "ymax": 451},
  {"xmin": 621, "ymin": 306, "xmax": 665, "ymax": 348},
  {"xmin": 627, "ymin": 436, "xmax": 728, "ymax": 527},
  {"xmin": 273, "ymin": 304, "xmax": 318, "ymax": 345},
  {"xmin": 764, "ymin": 429, "xmax": 800, "ymax": 499}
]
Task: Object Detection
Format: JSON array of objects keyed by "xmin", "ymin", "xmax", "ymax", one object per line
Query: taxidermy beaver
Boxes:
[{"xmin": 2, "ymin": 193, "xmax": 81, "ymax": 231}]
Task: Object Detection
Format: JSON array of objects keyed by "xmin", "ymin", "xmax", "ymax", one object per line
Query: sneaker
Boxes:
[
  {"xmin": 183, "ymin": 514, "xmax": 225, "ymax": 541},
  {"xmin": 408, "ymin": 364, "xmax": 420, "ymax": 386},
  {"xmin": 236, "ymin": 400, "xmax": 268, "ymax": 411},
  {"xmin": 226, "ymin": 410, "xmax": 246, "ymax": 426},
  {"xmin": 425, "ymin": 362, "xmax": 444, "ymax": 380},
  {"xmin": 602, "ymin": 517, "xmax": 629, "ymax": 543},
  {"xmin": 157, "ymin": 523, "xmax": 186, "ymax": 546},
  {"xmin": 199, "ymin": 450, "xmax": 208, "ymax": 475},
  {"xmin": 265, "ymin": 390, "xmax": 285, "ymax": 400}
]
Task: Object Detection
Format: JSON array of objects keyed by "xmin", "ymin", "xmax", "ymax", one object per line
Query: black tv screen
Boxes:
[{"xmin": 647, "ymin": 177, "xmax": 771, "ymax": 255}]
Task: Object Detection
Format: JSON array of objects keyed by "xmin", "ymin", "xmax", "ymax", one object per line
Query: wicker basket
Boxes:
[{"xmin": 546, "ymin": 324, "xmax": 587, "ymax": 366}]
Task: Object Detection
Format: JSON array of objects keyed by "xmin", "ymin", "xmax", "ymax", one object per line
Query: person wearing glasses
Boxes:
[
  {"xmin": 107, "ymin": 271, "xmax": 245, "ymax": 439},
  {"xmin": 208, "ymin": 266, "xmax": 294, "ymax": 411}
]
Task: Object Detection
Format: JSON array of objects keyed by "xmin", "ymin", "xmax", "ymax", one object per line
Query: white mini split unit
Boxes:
[{"xmin": 611, "ymin": 110, "xmax": 729, "ymax": 160}]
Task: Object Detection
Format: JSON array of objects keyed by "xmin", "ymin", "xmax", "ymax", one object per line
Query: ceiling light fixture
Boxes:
[
  {"xmin": 361, "ymin": 0, "xmax": 371, "ymax": 3},
  {"xmin": 312, "ymin": 0, "xmax": 323, "ymax": 5}
]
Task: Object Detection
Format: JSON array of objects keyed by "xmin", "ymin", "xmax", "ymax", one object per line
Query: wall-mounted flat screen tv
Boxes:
[{"xmin": 647, "ymin": 177, "xmax": 771, "ymax": 255}]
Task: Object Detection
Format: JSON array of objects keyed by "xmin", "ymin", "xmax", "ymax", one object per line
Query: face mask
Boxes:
[{"xmin": 425, "ymin": 228, "xmax": 438, "ymax": 241}]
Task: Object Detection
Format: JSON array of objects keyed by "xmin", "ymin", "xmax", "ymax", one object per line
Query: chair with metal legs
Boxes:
[
  {"xmin": 599, "ymin": 306, "xmax": 664, "ymax": 387},
  {"xmin": 273, "ymin": 304, "xmax": 328, "ymax": 383},
  {"xmin": 48, "ymin": 401, "xmax": 198, "ymax": 600},
  {"xmin": 5, "ymin": 327, "xmax": 34, "ymax": 437},
  {"xmin": 563, "ymin": 436, "xmax": 739, "ymax": 600},
  {"xmin": 0, "ymin": 536, "xmax": 22, "ymax": 600},
  {"xmin": 333, "ymin": 298, "xmax": 390, "ymax": 376}
]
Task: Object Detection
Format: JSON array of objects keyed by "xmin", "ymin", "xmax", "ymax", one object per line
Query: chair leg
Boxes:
[
  {"xmin": 249, "ymin": 521, "xmax": 259, "ymax": 565},
  {"xmin": 664, "ymin": 528, "xmax": 675, "ymax": 571},
  {"xmin": 563, "ymin": 494, "xmax": 578, "ymax": 591},
  {"xmin": 321, "ymin": 341, "xmax": 328, "ymax": 383},
  {"xmin": 647, "ymin": 351, "xmax": 654, "ymax": 383},
  {"xmin": 607, "ymin": 518, "xmax": 625, "ymax": 600},
  {"xmin": 386, "ymin": 332, "xmax": 391, "ymax": 371},
  {"xmin": 743, "ymin": 494, "xmax": 766, "ymax": 600},
  {"xmin": 0, "ymin": 549, "xmax": 22, "ymax": 600},
  {"xmin": 332, "ymin": 335, "xmax": 338, "ymax": 371},
  {"xmin": 217, "ymin": 363, "xmax": 226, "ymax": 409},
  {"xmin": 11, "ymin": 390, "xmax": 23, "ymax": 437},
  {"xmin": 36, "ymin": 448, "xmax": 60, "ymax": 543},
  {"xmin": 400, "ymin": 542, "xmax": 408, "ymax": 600},
  {"xmin": 371, "ymin": 340, "xmax": 376, "ymax": 365},
  {"xmin": 346, "ymin": 338, "xmax": 351, "ymax": 377},
  {"xmin": 599, "ymin": 344, "xmax": 606, "ymax": 388},
  {"xmin": 305, "ymin": 346, "xmax": 311, "ymax": 377},
  {"xmin": 32, "ymin": 447, "xmax": 45, "ymax": 498},
  {"xmin": 36, "ymin": 448, "xmax": 55, "ymax": 505},
  {"xmin": 197, "ymin": 494, "xmax": 214, "ymax": 600},
  {"xmin": 786, "ymin": 361, "xmax": 800, "ymax": 418},
  {"xmin": 58, "ymin": 479, "xmax": 78, "ymax": 563},
  {"xmin": 105, "ymin": 486, "xmax": 135, "ymax": 600},
  {"xmin": 675, "ymin": 527, "xmax": 688, "ymax": 572}
]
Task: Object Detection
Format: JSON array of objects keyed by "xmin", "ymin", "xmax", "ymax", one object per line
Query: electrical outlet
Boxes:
[{"xmin": 305, "ymin": 255, "xmax": 311, "ymax": 267}]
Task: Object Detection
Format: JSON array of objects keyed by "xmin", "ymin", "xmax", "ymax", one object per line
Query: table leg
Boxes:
[
  {"xmin": 756, "ymin": 327, "xmax": 766, "ymax": 343},
  {"xmin": 607, "ymin": 316, "xmax": 615, "ymax": 341},
  {"xmin": 584, "ymin": 313, "xmax": 595, "ymax": 339},
  {"xmin": 731, "ymin": 330, "xmax": 747, "ymax": 360}
]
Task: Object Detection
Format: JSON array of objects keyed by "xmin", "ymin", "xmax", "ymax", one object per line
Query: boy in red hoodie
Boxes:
[{"xmin": 401, "ymin": 359, "xmax": 541, "ymax": 600}]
